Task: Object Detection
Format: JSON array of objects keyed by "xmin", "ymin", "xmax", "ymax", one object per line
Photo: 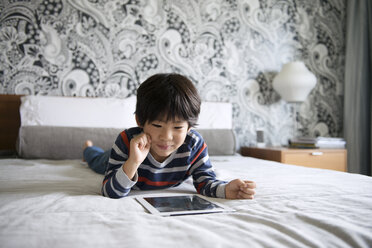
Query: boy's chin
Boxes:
[
  {"xmin": 150, "ymin": 149, "xmax": 174, "ymax": 162},
  {"xmin": 157, "ymin": 151, "xmax": 173, "ymax": 159}
]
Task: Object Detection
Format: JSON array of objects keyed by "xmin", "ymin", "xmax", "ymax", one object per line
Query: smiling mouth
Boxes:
[{"xmin": 157, "ymin": 144, "xmax": 172, "ymax": 150}]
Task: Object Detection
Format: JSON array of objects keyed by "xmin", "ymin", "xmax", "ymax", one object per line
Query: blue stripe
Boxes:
[{"xmin": 102, "ymin": 128, "xmax": 227, "ymax": 198}]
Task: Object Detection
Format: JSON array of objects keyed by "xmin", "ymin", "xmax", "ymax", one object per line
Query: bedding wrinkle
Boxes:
[
  {"xmin": 295, "ymin": 213, "xmax": 372, "ymax": 248},
  {"xmin": 1, "ymin": 156, "xmax": 372, "ymax": 248},
  {"xmin": 226, "ymin": 213, "xmax": 320, "ymax": 248}
]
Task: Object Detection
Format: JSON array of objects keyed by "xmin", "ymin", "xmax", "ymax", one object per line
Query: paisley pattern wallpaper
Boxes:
[{"xmin": 0, "ymin": 0, "xmax": 345, "ymax": 147}]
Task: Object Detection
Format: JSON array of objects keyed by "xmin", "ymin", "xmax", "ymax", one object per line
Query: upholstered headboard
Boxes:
[{"xmin": 1, "ymin": 94, "xmax": 236, "ymax": 159}]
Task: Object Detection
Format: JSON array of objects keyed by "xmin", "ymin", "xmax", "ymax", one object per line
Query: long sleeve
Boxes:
[
  {"xmin": 102, "ymin": 130, "xmax": 137, "ymax": 198},
  {"xmin": 102, "ymin": 128, "xmax": 227, "ymax": 199},
  {"xmin": 187, "ymin": 132, "xmax": 227, "ymax": 198}
]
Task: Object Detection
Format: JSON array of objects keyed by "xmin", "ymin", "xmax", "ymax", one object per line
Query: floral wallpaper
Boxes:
[{"xmin": 0, "ymin": 0, "xmax": 345, "ymax": 147}]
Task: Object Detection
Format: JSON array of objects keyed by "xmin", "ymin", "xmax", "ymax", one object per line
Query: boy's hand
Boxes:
[
  {"xmin": 123, "ymin": 133, "xmax": 151, "ymax": 179},
  {"xmin": 225, "ymin": 179, "xmax": 256, "ymax": 199},
  {"xmin": 129, "ymin": 132, "xmax": 151, "ymax": 165}
]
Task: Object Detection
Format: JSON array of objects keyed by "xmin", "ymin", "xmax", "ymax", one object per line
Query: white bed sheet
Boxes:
[{"xmin": 0, "ymin": 156, "xmax": 371, "ymax": 248}]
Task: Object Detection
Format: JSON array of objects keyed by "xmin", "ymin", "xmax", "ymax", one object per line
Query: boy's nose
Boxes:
[{"xmin": 160, "ymin": 129, "xmax": 172, "ymax": 140}]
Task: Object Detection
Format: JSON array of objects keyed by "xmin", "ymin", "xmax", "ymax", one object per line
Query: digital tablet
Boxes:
[{"xmin": 136, "ymin": 194, "xmax": 234, "ymax": 216}]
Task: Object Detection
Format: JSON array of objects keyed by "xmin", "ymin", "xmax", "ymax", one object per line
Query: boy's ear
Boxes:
[{"xmin": 135, "ymin": 115, "xmax": 142, "ymax": 127}]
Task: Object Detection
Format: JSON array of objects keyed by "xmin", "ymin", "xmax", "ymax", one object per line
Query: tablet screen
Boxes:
[
  {"xmin": 143, "ymin": 195, "xmax": 221, "ymax": 213},
  {"xmin": 136, "ymin": 194, "xmax": 234, "ymax": 216}
]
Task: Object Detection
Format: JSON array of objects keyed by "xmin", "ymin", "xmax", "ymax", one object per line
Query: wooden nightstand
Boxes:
[{"xmin": 241, "ymin": 147, "xmax": 347, "ymax": 172}]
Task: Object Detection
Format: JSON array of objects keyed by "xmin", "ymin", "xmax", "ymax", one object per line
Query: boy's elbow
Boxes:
[
  {"xmin": 102, "ymin": 191, "xmax": 129, "ymax": 199},
  {"xmin": 102, "ymin": 193, "xmax": 128, "ymax": 199},
  {"xmin": 101, "ymin": 186, "xmax": 130, "ymax": 199}
]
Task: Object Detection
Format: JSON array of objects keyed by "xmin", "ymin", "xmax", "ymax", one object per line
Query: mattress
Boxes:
[{"xmin": 1, "ymin": 155, "xmax": 371, "ymax": 248}]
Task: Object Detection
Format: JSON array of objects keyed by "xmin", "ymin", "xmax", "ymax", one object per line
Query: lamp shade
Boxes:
[{"xmin": 273, "ymin": 61, "xmax": 317, "ymax": 102}]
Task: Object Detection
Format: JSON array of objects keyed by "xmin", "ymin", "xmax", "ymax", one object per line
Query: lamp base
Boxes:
[{"xmin": 290, "ymin": 102, "xmax": 301, "ymax": 139}]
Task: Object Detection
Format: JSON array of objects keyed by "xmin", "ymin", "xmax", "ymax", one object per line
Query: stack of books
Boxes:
[{"xmin": 288, "ymin": 137, "xmax": 346, "ymax": 149}]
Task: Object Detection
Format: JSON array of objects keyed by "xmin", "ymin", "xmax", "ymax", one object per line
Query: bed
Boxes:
[{"xmin": 1, "ymin": 94, "xmax": 372, "ymax": 248}]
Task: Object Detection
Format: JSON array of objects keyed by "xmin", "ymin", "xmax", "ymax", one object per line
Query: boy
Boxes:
[{"xmin": 84, "ymin": 73, "xmax": 256, "ymax": 199}]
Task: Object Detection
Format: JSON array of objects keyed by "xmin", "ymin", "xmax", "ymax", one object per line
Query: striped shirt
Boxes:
[{"xmin": 102, "ymin": 127, "xmax": 227, "ymax": 199}]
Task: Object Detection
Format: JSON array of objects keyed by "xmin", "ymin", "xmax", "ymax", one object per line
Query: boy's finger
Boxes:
[
  {"xmin": 239, "ymin": 184, "xmax": 255, "ymax": 192},
  {"xmin": 240, "ymin": 183, "xmax": 255, "ymax": 190},
  {"xmin": 242, "ymin": 188, "xmax": 255, "ymax": 195},
  {"xmin": 244, "ymin": 181, "xmax": 256, "ymax": 189},
  {"xmin": 238, "ymin": 191, "xmax": 254, "ymax": 199}
]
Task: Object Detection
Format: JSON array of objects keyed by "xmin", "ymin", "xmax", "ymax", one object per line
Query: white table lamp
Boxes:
[
  {"xmin": 273, "ymin": 61, "xmax": 317, "ymax": 103},
  {"xmin": 273, "ymin": 61, "xmax": 317, "ymax": 139}
]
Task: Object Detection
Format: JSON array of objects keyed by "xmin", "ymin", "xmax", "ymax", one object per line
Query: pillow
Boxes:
[
  {"xmin": 18, "ymin": 95, "xmax": 235, "ymax": 159},
  {"xmin": 196, "ymin": 129, "xmax": 236, "ymax": 155},
  {"xmin": 20, "ymin": 95, "xmax": 137, "ymax": 128},
  {"xmin": 17, "ymin": 126, "xmax": 122, "ymax": 159},
  {"xmin": 198, "ymin": 102, "xmax": 232, "ymax": 129},
  {"xmin": 20, "ymin": 95, "xmax": 232, "ymax": 129},
  {"xmin": 17, "ymin": 126, "xmax": 236, "ymax": 159}
]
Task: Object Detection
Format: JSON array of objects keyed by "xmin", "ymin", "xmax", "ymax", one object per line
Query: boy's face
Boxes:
[{"xmin": 141, "ymin": 117, "xmax": 190, "ymax": 162}]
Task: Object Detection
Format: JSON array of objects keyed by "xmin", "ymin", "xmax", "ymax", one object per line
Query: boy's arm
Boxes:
[
  {"xmin": 188, "ymin": 142, "xmax": 228, "ymax": 198},
  {"xmin": 102, "ymin": 132, "xmax": 137, "ymax": 198},
  {"xmin": 189, "ymin": 151, "xmax": 256, "ymax": 199}
]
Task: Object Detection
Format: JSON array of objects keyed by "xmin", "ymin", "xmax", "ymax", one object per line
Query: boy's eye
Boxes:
[
  {"xmin": 174, "ymin": 126, "xmax": 185, "ymax": 130},
  {"xmin": 152, "ymin": 124, "xmax": 162, "ymax": 128}
]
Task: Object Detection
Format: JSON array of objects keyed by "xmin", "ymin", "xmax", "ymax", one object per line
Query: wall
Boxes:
[{"xmin": 0, "ymin": 0, "xmax": 345, "ymax": 147}]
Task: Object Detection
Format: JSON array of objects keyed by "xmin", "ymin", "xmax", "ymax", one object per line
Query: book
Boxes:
[{"xmin": 289, "ymin": 137, "xmax": 346, "ymax": 149}]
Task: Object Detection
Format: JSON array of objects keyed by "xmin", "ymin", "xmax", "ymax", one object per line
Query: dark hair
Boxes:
[{"xmin": 135, "ymin": 73, "xmax": 201, "ymax": 127}]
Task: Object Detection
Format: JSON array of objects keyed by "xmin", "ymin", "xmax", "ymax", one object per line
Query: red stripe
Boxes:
[
  {"xmin": 196, "ymin": 182, "xmax": 206, "ymax": 194},
  {"xmin": 190, "ymin": 142, "xmax": 207, "ymax": 166},
  {"xmin": 120, "ymin": 131, "xmax": 130, "ymax": 151},
  {"xmin": 138, "ymin": 177, "xmax": 178, "ymax": 187}
]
